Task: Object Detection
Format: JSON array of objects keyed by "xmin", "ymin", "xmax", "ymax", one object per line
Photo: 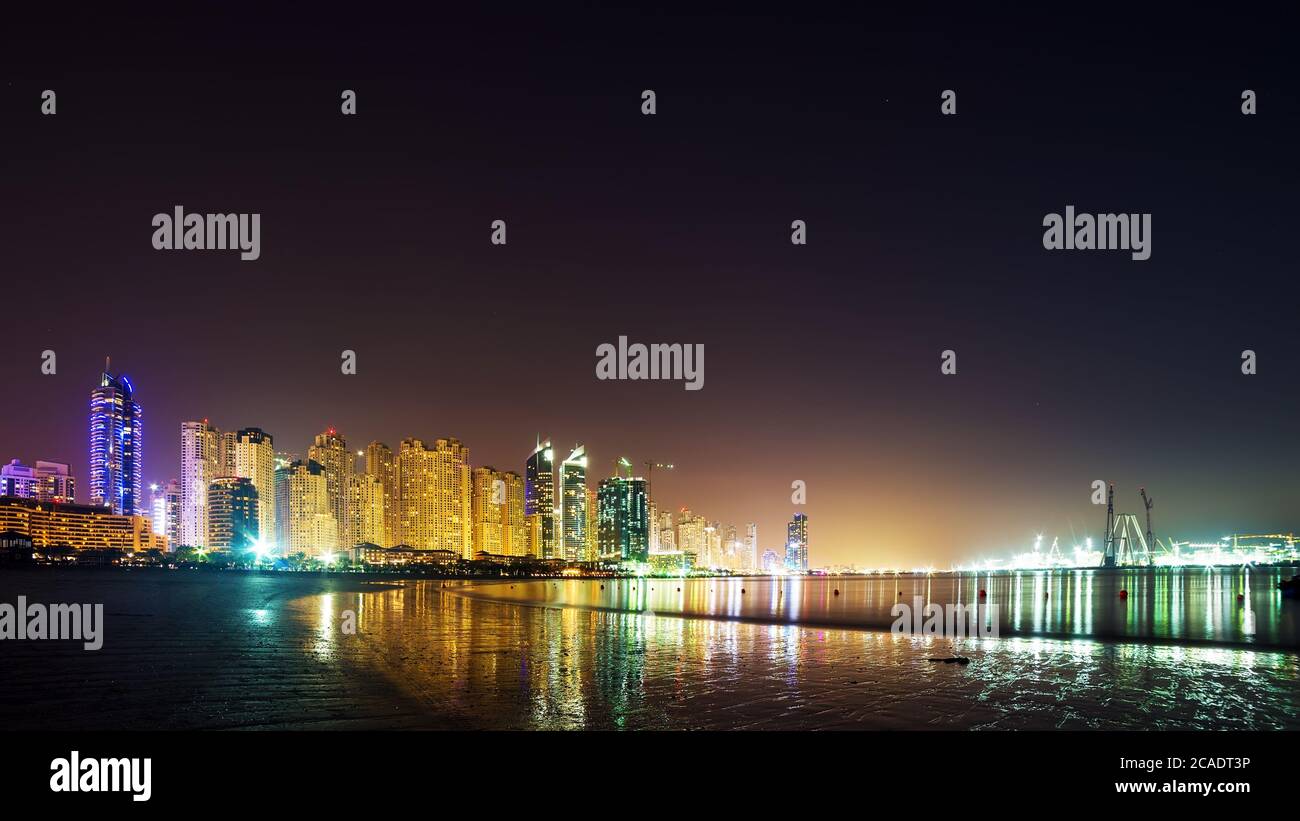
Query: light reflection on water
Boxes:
[
  {"xmin": 304, "ymin": 578, "xmax": 1299, "ymax": 730},
  {"xmin": 455, "ymin": 568, "xmax": 1299, "ymax": 648},
  {"xmin": 4, "ymin": 571, "xmax": 1289, "ymax": 730}
]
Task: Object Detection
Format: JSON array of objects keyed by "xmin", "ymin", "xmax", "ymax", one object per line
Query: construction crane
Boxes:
[
  {"xmin": 1103, "ymin": 482, "xmax": 1116, "ymax": 567},
  {"xmin": 1140, "ymin": 487, "xmax": 1154, "ymax": 549},
  {"xmin": 1103, "ymin": 483, "xmax": 1155, "ymax": 567}
]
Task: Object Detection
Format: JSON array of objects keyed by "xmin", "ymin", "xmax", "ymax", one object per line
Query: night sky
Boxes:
[{"xmin": 2, "ymin": 7, "xmax": 1297, "ymax": 566}]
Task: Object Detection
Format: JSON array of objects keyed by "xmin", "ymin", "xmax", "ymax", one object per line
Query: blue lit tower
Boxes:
[{"xmin": 89, "ymin": 358, "xmax": 143, "ymax": 515}]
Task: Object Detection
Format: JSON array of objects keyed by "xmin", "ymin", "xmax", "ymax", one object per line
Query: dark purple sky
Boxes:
[{"xmin": 2, "ymin": 8, "xmax": 1297, "ymax": 565}]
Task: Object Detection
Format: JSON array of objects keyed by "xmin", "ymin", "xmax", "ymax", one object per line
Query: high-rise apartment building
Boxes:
[
  {"xmin": 180, "ymin": 420, "xmax": 221, "ymax": 547},
  {"xmin": 207, "ymin": 476, "xmax": 260, "ymax": 551},
  {"xmin": 348, "ymin": 472, "xmax": 386, "ymax": 547},
  {"xmin": 274, "ymin": 459, "xmax": 335, "ymax": 557},
  {"xmin": 364, "ymin": 441, "xmax": 398, "ymax": 548},
  {"xmin": 396, "ymin": 437, "xmax": 470, "ymax": 557},
  {"xmin": 233, "ymin": 428, "xmax": 275, "ymax": 550},
  {"xmin": 149, "ymin": 479, "xmax": 181, "ymax": 547},
  {"xmin": 655, "ymin": 509, "xmax": 676, "ymax": 553},
  {"xmin": 500, "ymin": 471, "xmax": 526, "ymax": 557},
  {"xmin": 676, "ymin": 509, "xmax": 706, "ymax": 565},
  {"xmin": 308, "ymin": 428, "xmax": 353, "ymax": 551},
  {"xmin": 470, "ymin": 467, "xmax": 527, "ymax": 558},
  {"xmin": 470, "ymin": 466, "xmax": 505, "ymax": 555}
]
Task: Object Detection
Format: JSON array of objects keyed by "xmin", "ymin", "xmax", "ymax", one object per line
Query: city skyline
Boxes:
[{"xmin": 2, "ymin": 357, "xmax": 1298, "ymax": 569}]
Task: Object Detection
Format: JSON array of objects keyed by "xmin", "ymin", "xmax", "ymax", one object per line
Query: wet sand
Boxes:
[{"xmin": 0, "ymin": 570, "xmax": 1296, "ymax": 730}]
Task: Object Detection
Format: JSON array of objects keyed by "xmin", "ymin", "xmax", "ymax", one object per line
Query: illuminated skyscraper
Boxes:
[
  {"xmin": 396, "ymin": 437, "xmax": 470, "ymax": 557},
  {"xmin": 364, "ymin": 441, "xmax": 398, "ymax": 547},
  {"xmin": 471, "ymin": 467, "xmax": 505, "ymax": 555},
  {"xmin": 501, "ymin": 471, "xmax": 526, "ymax": 557},
  {"xmin": 654, "ymin": 509, "xmax": 675, "ymax": 553},
  {"xmin": 180, "ymin": 420, "xmax": 221, "ymax": 547},
  {"xmin": 586, "ymin": 486, "xmax": 599, "ymax": 561},
  {"xmin": 745, "ymin": 523, "xmax": 758, "ymax": 572},
  {"xmin": 207, "ymin": 476, "xmax": 259, "ymax": 552},
  {"xmin": 150, "ymin": 479, "xmax": 181, "ymax": 546},
  {"xmin": 348, "ymin": 472, "xmax": 386, "ymax": 547},
  {"xmin": 470, "ymin": 467, "xmax": 527, "ymax": 558},
  {"xmin": 150, "ymin": 484, "xmax": 166, "ymax": 536},
  {"xmin": 233, "ymin": 428, "xmax": 275, "ymax": 550},
  {"xmin": 218, "ymin": 430, "xmax": 237, "ymax": 477},
  {"xmin": 676, "ymin": 509, "xmax": 706, "ymax": 565},
  {"xmin": 705, "ymin": 523, "xmax": 722, "ymax": 569},
  {"xmin": 560, "ymin": 445, "xmax": 588, "ymax": 562},
  {"xmin": 723, "ymin": 523, "xmax": 738, "ymax": 569},
  {"xmin": 274, "ymin": 459, "xmax": 335, "ymax": 557},
  {"xmin": 524, "ymin": 438, "xmax": 555, "ymax": 559},
  {"xmin": 597, "ymin": 475, "xmax": 649, "ymax": 563},
  {"xmin": 308, "ymin": 428, "xmax": 353, "ymax": 550},
  {"xmin": 786, "ymin": 513, "xmax": 808, "ymax": 572},
  {"xmin": 89, "ymin": 363, "xmax": 143, "ymax": 516}
]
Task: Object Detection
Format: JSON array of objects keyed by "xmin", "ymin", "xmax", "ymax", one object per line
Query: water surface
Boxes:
[{"xmin": 0, "ymin": 569, "xmax": 1295, "ymax": 730}]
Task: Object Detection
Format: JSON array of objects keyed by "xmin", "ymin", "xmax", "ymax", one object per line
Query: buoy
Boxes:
[
  {"xmin": 1044, "ymin": 592, "xmax": 1049, "ymax": 599},
  {"xmin": 898, "ymin": 591, "xmax": 903, "ymax": 597},
  {"xmin": 676, "ymin": 587, "xmax": 681, "ymax": 592},
  {"xmin": 600, "ymin": 584, "xmax": 604, "ymax": 590},
  {"xmin": 979, "ymin": 589, "xmax": 987, "ymax": 598},
  {"xmin": 1119, "ymin": 589, "xmax": 1128, "ymax": 599},
  {"xmin": 1236, "ymin": 593, "xmax": 1245, "ymax": 602},
  {"xmin": 834, "ymin": 589, "xmax": 840, "ymax": 596},
  {"xmin": 740, "ymin": 588, "xmax": 745, "ymax": 594}
]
